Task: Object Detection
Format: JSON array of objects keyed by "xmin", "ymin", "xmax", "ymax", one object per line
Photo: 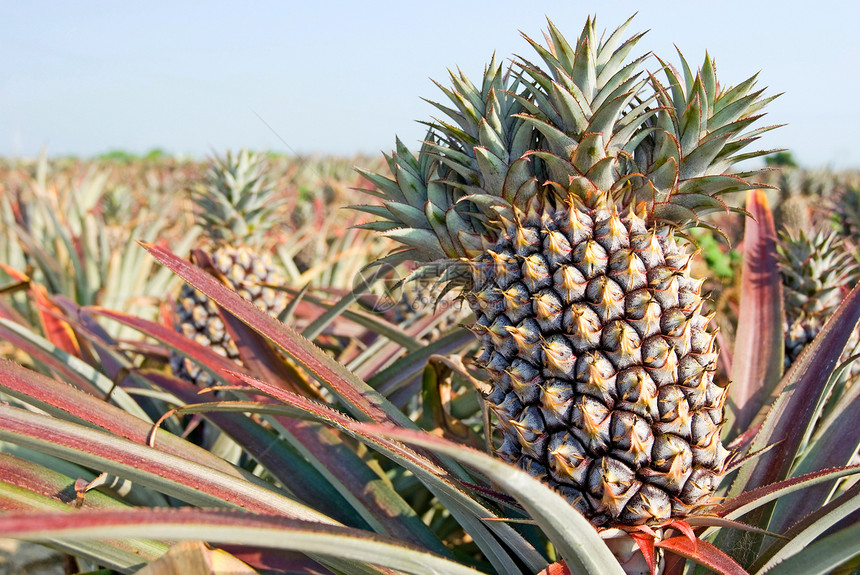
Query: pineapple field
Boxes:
[{"xmin": 1, "ymin": 15, "xmax": 860, "ymax": 575}]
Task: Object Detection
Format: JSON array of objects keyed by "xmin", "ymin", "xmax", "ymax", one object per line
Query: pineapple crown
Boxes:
[
  {"xmin": 355, "ymin": 15, "xmax": 779, "ymax": 279},
  {"xmin": 778, "ymin": 227, "xmax": 860, "ymax": 315},
  {"xmin": 193, "ymin": 148, "xmax": 280, "ymax": 246}
]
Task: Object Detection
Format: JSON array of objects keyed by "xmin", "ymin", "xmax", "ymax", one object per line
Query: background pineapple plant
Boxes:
[
  {"xmin": 778, "ymin": 227, "xmax": 859, "ymax": 370},
  {"xmin": 170, "ymin": 148, "xmax": 288, "ymax": 386},
  {"xmin": 358, "ymin": 16, "xmax": 776, "ymax": 529}
]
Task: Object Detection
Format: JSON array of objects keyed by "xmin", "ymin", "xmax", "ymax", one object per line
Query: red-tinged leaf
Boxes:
[
  {"xmin": 143, "ymin": 371, "xmax": 356, "ymax": 518},
  {"xmin": 684, "ymin": 516, "xmax": 788, "ymax": 540},
  {"xmin": 0, "ymin": 508, "xmax": 476, "ymax": 575},
  {"xmin": 0, "ymin": 358, "xmax": 252, "ymax": 479},
  {"xmin": 0, "ymin": 479, "xmax": 169, "ymax": 567},
  {"xmin": 656, "ymin": 536, "xmax": 748, "ymax": 575},
  {"xmin": 630, "ymin": 531, "xmax": 657, "ymax": 575},
  {"xmin": 88, "ymin": 306, "xmax": 250, "ymax": 388},
  {"xmin": 0, "ymin": 262, "xmax": 29, "ymax": 284},
  {"xmin": 718, "ymin": 465, "xmax": 860, "ymax": 520},
  {"xmin": 225, "ymin": 370, "xmax": 445, "ymax": 476},
  {"xmin": 768, "ymin": 378, "xmax": 860, "ymax": 533},
  {"xmin": 159, "ymin": 300, "xmax": 174, "ymax": 330},
  {"xmin": 216, "ymin": 296, "xmax": 323, "ymax": 399},
  {"xmin": 727, "ymin": 423, "xmax": 763, "ymax": 453},
  {"xmin": 749, "ymin": 480, "xmax": 860, "ymax": 574},
  {"xmin": 56, "ymin": 298, "xmax": 124, "ymax": 375},
  {"xmin": 729, "ymin": 188, "xmax": 783, "ymax": 435},
  {"xmin": 32, "ymin": 285, "xmax": 82, "ymax": 357},
  {"xmin": 0, "ymin": 453, "xmax": 126, "ymax": 511},
  {"xmin": 186, "ymin": 249, "xmax": 321, "ymax": 399},
  {"xmin": 149, "ymin": 372, "xmax": 450, "ymax": 556},
  {"xmin": 140, "ymin": 242, "xmax": 409, "ymax": 429},
  {"xmin": 730, "ymin": 283, "xmax": 860, "ymax": 499},
  {"xmin": 223, "ymin": 372, "xmax": 548, "ymax": 574},
  {"xmin": 277, "ymin": 418, "xmax": 450, "ymax": 556},
  {"xmin": 723, "ymin": 440, "xmax": 779, "ymax": 476},
  {"xmin": 0, "ymin": 404, "xmax": 335, "ymax": 522},
  {"xmin": 670, "ymin": 520, "xmax": 697, "ymax": 545},
  {"xmin": 0, "ymin": 320, "xmax": 103, "ymax": 397},
  {"xmin": 348, "ymin": 423, "xmax": 624, "ymax": 575}
]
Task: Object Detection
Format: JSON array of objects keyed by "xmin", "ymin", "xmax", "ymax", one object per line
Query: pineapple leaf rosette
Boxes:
[{"xmin": 357, "ymin": 16, "xmax": 778, "ymax": 529}]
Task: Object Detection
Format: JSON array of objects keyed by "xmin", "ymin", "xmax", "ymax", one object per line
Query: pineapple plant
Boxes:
[
  {"xmin": 832, "ymin": 179, "xmax": 860, "ymax": 246},
  {"xmin": 358, "ymin": 16, "xmax": 777, "ymax": 529},
  {"xmin": 171, "ymin": 149, "xmax": 287, "ymax": 386},
  {"xmin": 778, "ymin": 227, "xmax": 859, "ymax": 370}
]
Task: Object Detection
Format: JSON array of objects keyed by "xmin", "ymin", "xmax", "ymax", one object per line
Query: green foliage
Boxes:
[
  {"xmin": 691, "ymin": 228, "xmax": 739, "ymax": 280},
  {"xmin": 95, "ymin": 148, "xmax": 171, "ymax": 163},
  {"xmin": 765, "ymin": 151, "xmax": 799, "ymax": 167}
]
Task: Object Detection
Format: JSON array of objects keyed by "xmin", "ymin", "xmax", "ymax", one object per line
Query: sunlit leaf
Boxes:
[
  {"xmin": 761, "ymin": 520, "xmax": 860, "ymax": 575},
  {"xmin": 728, "ymin": 284, "xmax": 860, "ymax": 497},
  {"xmin": 0, "ymin": 404, "xmax": 335, "ymax": 521},
  {"xmin": 352, "ymin": 424, "xmax": 624, "ymax": 575},
  {"xmin": 749, "ymin": 482, "xmax": 860, "ymax": 574},
  {"xmin": 729, "ymin": 188, "xmax": 783, "ymax": 435},
  {"xmin": 656, "ymin": 536, "xmax": 746, "ymax": 575},
  {"xmin": 0, "ymin": 509, "xmax": 483, "ymax": 575}
]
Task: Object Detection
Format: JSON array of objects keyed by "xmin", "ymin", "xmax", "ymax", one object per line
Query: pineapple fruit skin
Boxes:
[
  {"xmin": 471, "ymin": 198, "xmax": 726, "ymax": 526},
  {"xmin": 171, "ymin": 245, "xmax": 286, "ymax": 386}
]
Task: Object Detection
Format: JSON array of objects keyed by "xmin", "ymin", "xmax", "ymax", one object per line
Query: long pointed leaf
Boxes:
[
  {"xmin": 140, "ymin": 241, "xmax": 409, "ymax": 428},
  {"xmin": 353, "ymin": 424, "xmax": 624, "ymax": 575},
  {"xmin": 717, "ymin": 465, "xmax": 860, "ymax": 521},
  {"xmin": 729, "ymin": 189, "xmax": 783, "ymax": 435},
  {"xmin": 0, "ymin": 404, "xmax": 336, "ymax": 521},
  {"xmin": 730, "ymin": 283, "xmax": 860, "ymax": 498},
  {"xmin": 229, "ymin": 372, "xmax": 547, "ymax": 574},
  {"xmin": 762, "ymin": 520, "xmax": 860, "ymax": 575},
  {"xmin": 750, "ymin": 482, "xmax": 860, "ymax": 574},
  {"xmin": 656, "ymin": 536, "xmax": 747, "ymax": 575},
  {"xmin": 0, "ymin": 457, "xmax": 167, "ymax": 571},
  {"xmin": 0, "ymin": 358, "xmax": 258, "ymax": 481},
  {"xmin": 769, "ymin": 374, "xmax": 860, "ymax": 533},
  {"xmin": 0, "ymin": 317, "xmax": 149, "ymax": 419},
  {"xmin": 0, "ymin": 509, "xmax": 482, "ymax": 575},
  {"xmin": 144, "ymin": 370, "xmax": 367, "ymax": 529}
]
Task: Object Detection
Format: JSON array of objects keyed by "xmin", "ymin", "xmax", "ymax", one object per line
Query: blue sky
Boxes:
[{"xmin": 2, "ymin": 1, "xmax": 858, "ymax": 168}]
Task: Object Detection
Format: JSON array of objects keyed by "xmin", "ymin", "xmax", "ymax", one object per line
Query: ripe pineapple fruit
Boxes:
[
  {"xmin": 171, "ymin": 149, "xmax": 287, "ymax": 386},
  {"xmin": 358, "ymin": 17, "xmax": 776, "ymax": 527},
  {"xmin": 778, "ymin": 227, "xmax": 859, "ymax": 369}
]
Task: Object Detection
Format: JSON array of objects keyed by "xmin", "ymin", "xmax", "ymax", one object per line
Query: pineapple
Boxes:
[
  {"xmin": 832, "ymin": 181, "xmax": 860, "ymax": 246},
  {"xmin": 171, "ymin": 149, "xmax": 287, "ymax": 386},
  {"xmin": 358, "ymin": 17, "xmax": 776, "ymax": 527},
  {"xmin": 778, "ymin": 227, "xmax": 859, "ymax": 370}
]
